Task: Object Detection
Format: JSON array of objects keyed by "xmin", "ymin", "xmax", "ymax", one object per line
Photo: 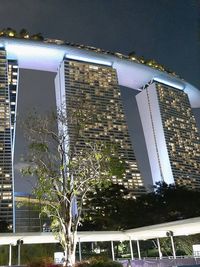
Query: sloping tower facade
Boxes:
[
  {"xmin": 55, "ymin": 58, "xmax": 146, "ymax": 196},
  {"xmin": 0, "ymin": 49, "xmax": 18, "ymax": 231},
  {"xmin": 136, "ymin": 82, "xmax": 200, "ymax": 189}
]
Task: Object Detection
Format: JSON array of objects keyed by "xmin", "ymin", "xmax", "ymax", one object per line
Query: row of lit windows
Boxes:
[
  {"xmin": 63, "ymin": 59, "xmax": 144, "ymax": 194},
  {"xmin": 156, "ymin": 83, "xmax": 200, "ymax": 186},
  {"xmin": 0, "ymin": 53, "xmax": 14, "ymax": 224}
]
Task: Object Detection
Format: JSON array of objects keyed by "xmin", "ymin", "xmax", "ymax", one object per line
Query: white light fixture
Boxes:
[
  {"xmin": 153, "ymin": 77, "xmax": 184, "ymax": 90},
  {"xmin": 65, "ymin": 54, "xmax": 112, "ymax": 66}
]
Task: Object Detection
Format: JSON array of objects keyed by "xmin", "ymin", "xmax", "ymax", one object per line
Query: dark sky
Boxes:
[
  {"xmin": 0, "ymin": 0, "xmax": 199, "ymax": 192},
  {"xmin": 0, "ymin": 0, "xmax": 199, "ymax": 87}
]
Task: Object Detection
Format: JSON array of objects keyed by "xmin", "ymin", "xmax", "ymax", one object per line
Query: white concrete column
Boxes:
[
  {"xmin": 157, "ymin": 238, "xmax": 162, "ymax": 259},
  {"xmin": 129, "ymin": 237, "xmax": 134, "ymax": 260},
  {"xmin": 111, "ymin": 241, "xmax": 115, "ymax": 261},
  {"xmin": 170, "ymin": 235, "xmax": 176, "ymax": 259},
  {"xmin": 136, "ymin": 240, "xmax": 141, "ymax": 260},
  {"xmin": 8, "ymin": 244, "xmax": 12, "ymax": 266},
  {"xmin": 17, "ymin": 243, "xmax": 21, "ymax": 266},
  {"xmin": 78, "ymin": 238, "xmax": 82, "ymax": 261}
]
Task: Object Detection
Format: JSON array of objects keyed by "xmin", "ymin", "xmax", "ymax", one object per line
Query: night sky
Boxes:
[
  {"xmin": 0, "ymin": 0, "xmax": 199, "ymax": 192},
  {"xmin": 0, "ymin": 0, "xmax": 199, "ymax": 87}
]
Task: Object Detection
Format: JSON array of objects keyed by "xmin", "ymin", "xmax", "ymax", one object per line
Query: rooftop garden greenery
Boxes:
[
  {"xmin": 0, "ymin": 27, "xmax": 43, "ymax": 40},
  {"xmin": 0, "ymin": 28, "xmax": 177, "ymax": 77}
]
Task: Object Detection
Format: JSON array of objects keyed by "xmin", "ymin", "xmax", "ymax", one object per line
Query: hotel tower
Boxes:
[
  {"xmin": 136, "ymin": 81, "xmax": 200, "ymax": 189},
  {"xmin": 0, "ymin": 48, "xmax": 18, "ymax": 231},
  {"xmin": 0, "ymin": 37, "xmax": 199, "ymax": 231},
  {"xmin": 55, "ymin": 58, "xmax": 146, "ymax": 196}
]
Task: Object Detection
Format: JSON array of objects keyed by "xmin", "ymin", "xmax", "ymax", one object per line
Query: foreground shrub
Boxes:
[
  {"xmin": 27, "ymin": 256, "xmax": 54, "ymax": 267},
  {"xmin": 75, "ymin": 256, "xmax": 122, "ymax": 267},
  {"xmin": 90, "ymin": 261, "xmax": 122, "ymax": 267},
  {"xmin": 47, "ymin": 264, "xmax": 61, "ymax": 267},
  {"xmin": 75, "ymin": 260, "xmax": 90, "ymax": 267}
]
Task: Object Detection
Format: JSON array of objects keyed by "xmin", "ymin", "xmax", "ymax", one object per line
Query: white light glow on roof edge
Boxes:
[
  {"xmin": 0, "ymin": 39, "xmax": 198, "ymax": 107},
  {"xmin": 65, "ymin": 54, "xmax": 112, "ymax": 66},
  {"xmin": 153, "ymin": 77, "xmax": 184, "ymax": 90}
]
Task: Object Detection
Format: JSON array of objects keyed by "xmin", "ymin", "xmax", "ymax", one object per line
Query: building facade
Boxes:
[
  {"xmin": 0, "ymin": 38, "xmax": 199, "ymax": 231},
  {"xmin": 0, "ymin": 50, "xmax": 18, "ymax": 231},
  {"xmin": 55, "ymin": 58, "xmax": 146, "ymax": 196},
  {"xmin": 136, "ymin": 81, "xmax": 200, "ymax": 189}
]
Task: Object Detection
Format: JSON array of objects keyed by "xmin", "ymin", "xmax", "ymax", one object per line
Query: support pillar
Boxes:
[
  {"xmin": 17, "ymin": 243, "xmax": 21, "ymax": 266},
  {"xmin": 157, "ymin": 238, "xmax": 162, "ymax": 259},
  {"xmin": 78, "ymin": 238, "xmax": 82, "ymax": 261},
  {"xmin": 17, "ymin": 239, "xmax": 23, "ymax": 266},
  {"xmin": 111, "ymin": 241, "xmax": 115, "ymax": 261},
  {"xmin": 136, "ymin": 240, "xmax": 141, "ymax": 260},
  {"xmin": 166, "ymin": 231, "xmax": 176, "ymax": 259},
  {"xmin": 170, "ymin": 235, "xmax": 176, "ymax": 259},
  {"xmin": 129, "ymin": 237, "xmax": 134, "ymax": 260},
  {"xmin": 8, "ymin": 244, "xmax": 12, "ymax": 266}
]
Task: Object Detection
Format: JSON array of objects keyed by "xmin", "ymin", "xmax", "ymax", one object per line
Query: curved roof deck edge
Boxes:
[{"xmin": 0, "ymin": 38, "xmax": 199, "ymax": 108}]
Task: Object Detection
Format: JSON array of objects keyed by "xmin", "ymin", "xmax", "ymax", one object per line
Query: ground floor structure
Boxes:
[{"xmin": 1, "ymin": 217, "xmax": 200, "ymax": 266}]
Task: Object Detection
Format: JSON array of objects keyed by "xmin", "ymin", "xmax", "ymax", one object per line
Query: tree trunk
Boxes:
[
  {"xmin": 64, "ymin": 239, "xmax": 77, "ymax": 267},
  {"xmin": 62, "ymin": 221, "xmax": 77, "ymax": 267}
]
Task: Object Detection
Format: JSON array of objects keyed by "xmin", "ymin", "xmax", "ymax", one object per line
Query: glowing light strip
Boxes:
[
  {"xmin": 153, "ymin": 77, "xmax": 184, "ymax": 90},
  {"xmin": 6, "ymin": 43, "xmax": 63, "ymax": 58},
  {"xmin": 65, "ymin": 54, "xmax": 112, "ymax": 66}
]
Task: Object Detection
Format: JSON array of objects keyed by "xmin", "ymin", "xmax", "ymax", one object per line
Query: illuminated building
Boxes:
[
  {"xmin": 0, "ymin": 37, "xmax": 198, "ymax": 231},
  {"xmin": 55, "ymin": 59, "xmax": 145, "ymax": 195},
  {"xmin": 136, "ymin": 81, "xmax": 200, "ymax": 189},
  {"xmin": 0, "ymin": 50, "xmax": 18, "ymax": 231},
  {"xmin": 8, "ymin": 59, "xmax": 18, "ymax": 141},
  {"xmin": 15, "ymin": 192, "xmax": 47, "ymax": 232}
]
